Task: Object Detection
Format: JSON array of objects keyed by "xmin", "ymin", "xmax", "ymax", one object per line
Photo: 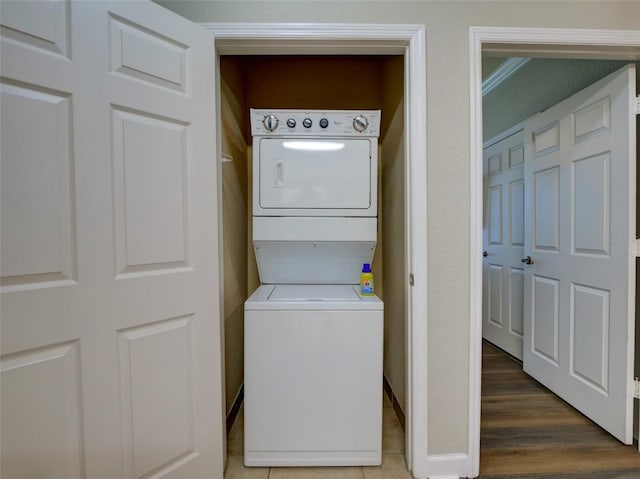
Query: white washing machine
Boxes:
[{"xmin": 244, "ymin": 110, "xmax": 384, "ymax": 467}]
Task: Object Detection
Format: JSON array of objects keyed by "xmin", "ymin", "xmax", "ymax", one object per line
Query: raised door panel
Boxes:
[
  {"xmin": 0, "ymin": 0, "xmax": 70, "ymax": 57},
  {"xmin": 533, "ymin": 122, "xmax": 560, "ymax": 157},
  {"xmin": 510, "ymin": 180, "xmax": 525, "ymax": 247},
  {"xmin": 509, "ymin": 267, "xmax": 524, "ymax": 338},
  {"xmin": 488, "ymin": 264, "xmax": 503, "ymax": 327},
  {"xmin": 112, "ymin": 108, "xmax": 191, "ymax": 277},
  {"xmin": 509, "ymin": 143, "xmax": 524, "ymax": 169},
  {"xmin": 0, "ymin": 81, "xmax": 76, "ymax": 290},
  {"xmin": 488, "ymin": 186, "xmax": 503, "ymax": 246},
  {"xmin": 488, "ymin": 153, "xmax": 502, "ymax": 175},
  {"xmin": 118, "ymin": 316, "xmax": 197, "ymax": 478},
  {"xmin": 1, "ymin": 342, "xmax": 84, "ymax": 478},
  {"xmin": 570, "ymin": 284, "xmax": 609, "ymax": 394},
  {"xmin": 531, "ymin": 275, "xmax": 559, "ymax": 365},
  {"xmin": 533, "ymin": 167, "xmax": 560, "ymax": 252},
  {"xmin": 572, "ymin": 153, "xmax": 610, "ymax": 257},
  {"xmin": 109, "ymin": 14, "xmax": 189, "ymax": 93}
]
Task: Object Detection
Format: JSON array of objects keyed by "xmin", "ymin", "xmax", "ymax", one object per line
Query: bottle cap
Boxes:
[{"xmin": 362, "ymin": 263, "xmax": 371, "ymax": 273}]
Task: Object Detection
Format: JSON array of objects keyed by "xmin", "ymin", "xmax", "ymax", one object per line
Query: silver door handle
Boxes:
[
  {"xmin": 274, "ymin": 161, "xmax": 284, "ymax": 187},
  {"xmin": 521, "ymin": 256, "xmax": 534, "ymax": 265}
]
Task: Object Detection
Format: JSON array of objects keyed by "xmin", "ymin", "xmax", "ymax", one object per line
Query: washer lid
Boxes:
[
  {"xmin": 270, "ymin": 284, "xmax": 361, "ymax": 302},
  {"xmin": 245, "ymin": 284, "xmax": 383, "ymax": 311}
]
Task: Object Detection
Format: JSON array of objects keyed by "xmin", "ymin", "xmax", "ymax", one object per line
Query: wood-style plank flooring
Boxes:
[{"xmin": 480, "ymin": 341, "xmax": 640, "ymax": 478}]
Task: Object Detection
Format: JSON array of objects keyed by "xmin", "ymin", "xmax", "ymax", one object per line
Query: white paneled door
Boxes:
[
  {"xmin": 523, "ymin": 65, "xmax": 636, "ymax": 444},
  {"xmin": 482, "ymin": 127, "xmax": 525, "ymax": 360},
  {"xmin": 1, "ymin": 1, "xmax": 223, "ymax": 478}
]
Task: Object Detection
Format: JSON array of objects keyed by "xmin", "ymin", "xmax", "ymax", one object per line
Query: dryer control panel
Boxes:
[{"xmin": 250, "ymin": 109, "xmax": 381, "ymax": 137}]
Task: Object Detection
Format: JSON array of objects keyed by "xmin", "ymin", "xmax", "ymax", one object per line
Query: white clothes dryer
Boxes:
[{"xmin": 244, "ymin": 110, "xmax": 384, "ymax": 467}]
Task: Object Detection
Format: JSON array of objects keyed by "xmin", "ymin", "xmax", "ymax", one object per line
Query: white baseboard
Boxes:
[{"xmin": 427, "ymin": 453, "xmax": 473, "ymax": 478}]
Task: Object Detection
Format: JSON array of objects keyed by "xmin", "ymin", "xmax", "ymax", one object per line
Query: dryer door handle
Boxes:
[{"xmin": 274, "ymin": 160, "xmax": 284, "ymax": 187}]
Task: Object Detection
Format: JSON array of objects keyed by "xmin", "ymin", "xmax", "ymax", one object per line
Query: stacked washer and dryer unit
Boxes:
[{"xmin": 244, "ymin": 109, "xmax": 384, "ymax": 467}]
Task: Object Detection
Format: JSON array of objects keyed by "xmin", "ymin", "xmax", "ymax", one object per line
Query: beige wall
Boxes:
[
  {"xmin": 157, "ymin": 0, "xmax": 640, "ymax": 456},
  {"xmin": 380, "ymin": 56, "xmax": 406, "ymax": 410},
  {"xmin": 220, "ymin": 57, "xmax": 249, "ymax": 414}
]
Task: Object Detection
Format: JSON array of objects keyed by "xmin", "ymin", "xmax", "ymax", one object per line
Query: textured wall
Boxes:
[
  {"xmin": 483, "ymin": 59, "xmax": 635, "ymax": 141},
  {"xmin": 380, "ymin": 56, "xmax": 407, "ymax": 410},
  {"xmin": 220, "ymin": 57, "xmax": 249, "ymax": 414},
  {"xmin": 157, "ymin": 0, "xmax": 640, "ymax": 456}
]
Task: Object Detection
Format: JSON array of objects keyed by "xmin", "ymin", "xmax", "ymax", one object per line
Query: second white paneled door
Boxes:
[
  {"xmin": 522, "ymin": 64, "xmax": 636, "ymax": 444},
  {"xmin": 483, "ymin": 127, "xmax": 526, "ymax": 360}
]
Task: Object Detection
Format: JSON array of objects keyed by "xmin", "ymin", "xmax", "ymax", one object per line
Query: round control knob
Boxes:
[
  {"xmin": 302, "ymin": 118, "xmax": 312, "ymax": 128},
  {"xmin": 286, "ymin": 118, "xmax": 296, "ymax": 128},
  {"xmin": 263, "ymin": 114, "xmax": 279, "ymax": 132},
  {"xmin": 353, "ymin": 115, "xmax": 369, "ymax": 133},
  {"xmin": 319, "ymin": 118, "xmax": 329, "ymax": 129}
]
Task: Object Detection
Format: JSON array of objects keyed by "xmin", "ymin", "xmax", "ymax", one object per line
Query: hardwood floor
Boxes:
[{"xmin": 479, "ymin": 341, "xmax": 640, "ymax": 478}]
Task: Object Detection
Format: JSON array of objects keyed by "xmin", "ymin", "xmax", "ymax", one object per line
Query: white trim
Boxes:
[
  {"xmin": 482, "ymin": 57, "xmax": 530, "ymax": 96},
  {"xmin": 406, "ymin": 23, "xmax": 429, "ymax": 479},
  {"xmin": 201, "ymin": 22, "xmax": 415, "ymax": 55},
  {"xmin": 468, "ymin": 28, "xmax": 484, "ymax": 479},
  {"xmin": 427, "ymin": 453, "xmax": 471, "ymax": 478},
  {"xmin": 202, "ymin": 22, "xmax": 429, "ymax": 478},
  {"xmin": 481, "ymin": 27, "xmax": 640, "ymax": 59},
  {"xmin": 469, "ymin": 26, "xmax": 640, "ymax": 479}
]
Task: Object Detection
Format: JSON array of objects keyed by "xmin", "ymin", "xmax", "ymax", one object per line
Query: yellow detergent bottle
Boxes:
[{"xmin": 360, "ymin": 263, "xmax": 374, "ymax": 296}]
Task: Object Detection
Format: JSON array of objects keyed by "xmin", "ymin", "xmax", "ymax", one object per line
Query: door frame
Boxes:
[
  {"xmin": 469, "ymin": 27, "xmax": 640, "ymax": 476},
  {"xmin": 200, "ymin": 23, "xmax": 429, "ymax": 478}
]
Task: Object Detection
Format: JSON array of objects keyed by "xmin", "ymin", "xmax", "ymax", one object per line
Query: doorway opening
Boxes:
[
  {"xmin": 204, "ymin": 23, "xmax": 428, "ymax": 478},
  {"xmin": 470, "ymin": 28, "xmax": 640, "ymax": 477},
  {"xmin": 217, "ymin": 52, "xmax": 406, "ymax": 451}
]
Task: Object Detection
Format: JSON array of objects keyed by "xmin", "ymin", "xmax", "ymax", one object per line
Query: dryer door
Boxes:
[{"xmin": 256, "ymin": 137, "xmax": 375, "ymax": 215}]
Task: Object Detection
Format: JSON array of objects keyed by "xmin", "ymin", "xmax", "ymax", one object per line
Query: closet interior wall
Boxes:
[{"xmin": 219, "ymin": 55, "xmax": 407, "ymax": 418}]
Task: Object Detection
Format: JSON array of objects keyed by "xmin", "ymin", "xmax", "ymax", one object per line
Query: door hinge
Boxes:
[
  {"xmin": 636, "ymin": 96, "xmax": 640, "ymax": 115},
  {"xmin": 409, "ymin": 273, "xmax": 415, "ymax": 287},
  {"xmin": 636, "ymin": 238, "xmax": 640, "ymax": 257},
  {"xmin": 635, "ymin": 378, "xmax": 640, "ymax": 399}
]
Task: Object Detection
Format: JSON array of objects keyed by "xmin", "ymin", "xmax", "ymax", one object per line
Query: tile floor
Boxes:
[{"xmin": 224, "ymin": 391, "xmax": 411, "ymax": 479}]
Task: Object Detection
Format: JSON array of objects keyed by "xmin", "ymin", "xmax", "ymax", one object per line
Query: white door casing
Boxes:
[
  {"xmin": 205, "ymin": 23, "xmax": 429, "ymax": 479},
  {"xmin": 469, "ymin": 27, "xmax": 640, "ymax": 478},
  {"xmin": 1, "ymin": 1, "xmax": 223, "ymax": 478},
  {"xmin": 482, "ymin": 126, "xmax": 525, "ymax": 360},
  {"xmin": 522, "ymin": 64, "xmax": 636, "ymax": 444}
]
